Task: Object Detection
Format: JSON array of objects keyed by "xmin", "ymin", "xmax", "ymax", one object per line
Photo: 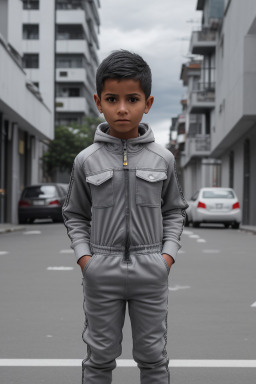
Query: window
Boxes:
[
  {"xmin": 23, "ymin": 0, "xmax": 39, "ymax": 10},
  {"xmin": 23, "ymin": 24, "xmax": 39, "ymax": 40},
  {"xmin": 56, "ymin": 86, "xmax": 80, "ymax": 97},
  {"xmin": 56, "ymin": 25, "xmax": 85, "ymax": 40},
  {"xmin": 56, "ymin": 54, "xmax": 85, "ymax": 68},
  {"xmin": 56, "ymin": 0, "xmax": 83, "ymax": 9},
  {"xmin": 23, "ymin": 54, "xmax": 39, "ymax": 68}
]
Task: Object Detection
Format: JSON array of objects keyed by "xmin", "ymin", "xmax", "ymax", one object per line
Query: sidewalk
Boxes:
[
  {"xmin": 0, "ymin": 224, "xmax": 25, "ymax": 234},
  {"xmin": 1, "ymin": 223, "xmax": 256, "ymax": 235}
]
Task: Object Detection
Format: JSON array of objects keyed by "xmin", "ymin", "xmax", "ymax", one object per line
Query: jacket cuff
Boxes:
[
  {"xmin": 72, "ymin": 242, "xmax": 92, "ymax": 262},
  {"xmin": 162, "ymin": 241, "xmax": 181, "ymax": 262}
]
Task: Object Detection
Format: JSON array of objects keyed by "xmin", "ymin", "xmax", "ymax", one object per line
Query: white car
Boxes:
[{"xmin": 186, "ymin": 187, "xmax": 242, "ymax": 229}]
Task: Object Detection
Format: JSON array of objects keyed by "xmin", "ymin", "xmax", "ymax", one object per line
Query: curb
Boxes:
[{"xmin": 0, "ymin": 226, "xmax": 25, "ymax": 234}]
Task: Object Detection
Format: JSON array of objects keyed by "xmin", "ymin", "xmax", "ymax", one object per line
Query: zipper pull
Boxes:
[{"xmin": 123, "ymin": 140, "xmax": 128, "ymax": 166}]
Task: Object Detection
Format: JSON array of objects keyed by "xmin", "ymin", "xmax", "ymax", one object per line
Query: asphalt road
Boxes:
[{"xmin": 0, "ymin": 221, "xmax": 256, "ymax": 383}]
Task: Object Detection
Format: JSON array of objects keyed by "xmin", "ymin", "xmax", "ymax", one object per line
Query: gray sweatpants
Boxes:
[{"xmin": 81, "ymin": 250, "xmax": 170, "ymax": 384}]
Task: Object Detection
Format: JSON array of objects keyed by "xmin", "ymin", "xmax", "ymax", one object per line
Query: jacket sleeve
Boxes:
[
  {"xmin": 161, "ymin": 155, "xmax": 188, "ymax": 261},
  {"xmin": 62, "ymin": 155, "xmax": 92, "ymax": 262}
]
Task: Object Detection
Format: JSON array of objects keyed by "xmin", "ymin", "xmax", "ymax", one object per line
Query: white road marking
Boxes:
[
  {"xmin": 202, "ymin": 249, "xmax": 221, "ymax": 254},
  {"xmin": 251, "ymin": 302, "xmax": 256, "ymax": 308},
  {"xmin": 197, "ymin": 239, "xmax": 206, "ymax": 243},
  {"xmin": 168, "ymin": 285, "xmax": 191, "ymax": 291},
  {"xmin": 178, "ymin": 250, "xmax": 185, "ymax": 254},
  {"xmin": 23, "ymin": 231, "xmax": 41, "ymax": 235},
  {"xmin": 59, "ymin": 249, "xmax": 74, "ymax": 254},
  {"xmin": 0, "ymin": 251, "xmax": 9, "ymax": 255},
  {"xmin": 0, "ymin": 359, "xmax": 256, "ymax": 368},
  {"xmin": 47, "ymin": 266, "xmax": 74, "ymax": 271},
  {"xmin": 183, "ymin": 230, "xmax": 194, "ymax": 235},
  {"xmin": 189, "ymin": 234, "xmax": 200, "ymax": 239}
]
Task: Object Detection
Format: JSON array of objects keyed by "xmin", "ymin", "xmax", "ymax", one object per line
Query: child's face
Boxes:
[{"xmin": 94, "ymin": 79, "xmax": 154, "ymax": 139}]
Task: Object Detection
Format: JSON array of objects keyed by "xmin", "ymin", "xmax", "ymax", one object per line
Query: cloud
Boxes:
[{"xmin": 98, "ymin": 0, "xmax": 199, "ymax": 146}]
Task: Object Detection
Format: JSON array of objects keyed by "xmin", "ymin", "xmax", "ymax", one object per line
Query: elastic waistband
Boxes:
[{"xmin": 90, "ymin": 243, "xmax": 162, "ymax": 255}]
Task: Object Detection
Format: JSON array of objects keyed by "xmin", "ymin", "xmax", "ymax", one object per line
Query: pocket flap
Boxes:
[
  {"xmin": 136, "ymin": 169, "xmax": 167, "ymax": 183},
  {"xmin": 86, "ymin": 170, "xmax": 113, "ymax": 186}
]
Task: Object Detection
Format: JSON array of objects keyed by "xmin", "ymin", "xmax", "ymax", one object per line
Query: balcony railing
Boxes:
[
  {"xmin": 197, "ymin": 28, "xmax": 217, "ymax": 42},
  {"xmin": 190, "ymin": 82, "xmax": 215, "ymax": 107},
  {"xmin": 190, "ymin": 28, "xmax": 217, "ymax": 54}
]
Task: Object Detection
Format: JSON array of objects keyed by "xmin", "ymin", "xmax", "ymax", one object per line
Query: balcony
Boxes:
[
  {"xmin": 181, "ymin": 134, "xmax": 211, "ymax": 167},
  {"xmin": 189, "ymin": 82, "xmax": 215, "ymax": 114},
  {"xmin": 56, "ymin": 68, "xmax": 89, "ymax": 87},
  {"xmin": 55, "ymin": 97, "xmax": 89, "ymax": 114},
  {"xmin": 56, "ymin": 40, "xmax": 90, "ymax": 62},
  {"xmin": 190, "ymin": 28, "xmax": 217, "ymax": 55},
  {"xmin": 56, "ymin": 10, "xmax": 90, "ymax": 41}
]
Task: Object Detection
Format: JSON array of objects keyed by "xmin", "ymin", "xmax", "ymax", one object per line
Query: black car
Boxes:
[{"xmin": 18, "ymin": 183, "xmax": 68, "ymax": 224}]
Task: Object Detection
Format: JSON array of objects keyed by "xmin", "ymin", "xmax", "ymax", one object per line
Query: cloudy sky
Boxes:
[{"xmin": 97, "ymin": 0, "xmax": 200, "ymax": 147}]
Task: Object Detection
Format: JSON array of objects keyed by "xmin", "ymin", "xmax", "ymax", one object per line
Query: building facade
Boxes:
[
  {"xmin": 0, "ymin": 0, "xmax": 53, "ymax": 223},
  {"xmin": 22, "ymin": 0, "xmax": 100, "ymax": 126},
  {"xmin": 0, "ymin": 0, "xmax": 100, "ymax": 223},
  {"xmin": 176, "ymin": 0, "xmax": 256, "ymax": 225}
]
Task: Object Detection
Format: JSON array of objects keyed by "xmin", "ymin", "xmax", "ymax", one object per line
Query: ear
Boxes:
[
  {"xmin": 144, "ymin": 96, "xmax": 154, "ymax": 114},
  {"xmin": 93, "ymin": 94, "xmax": 102, "ymax": 113}
]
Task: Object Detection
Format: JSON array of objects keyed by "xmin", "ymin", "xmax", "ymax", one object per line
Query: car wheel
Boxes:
[
  {"xmin": 18, "ymin": 218, "xmax": 26, "ymax": 224},
  {"xmin": 232, "ymin": 223, "xmax": 240, "ymax": 229},
  {"xmin": 192, "ymin": 221, "xmax": 200, "ymax": 228},
  {"xmin": 224, "ymin": 224, "xmax": 230, "ymax": 228}
]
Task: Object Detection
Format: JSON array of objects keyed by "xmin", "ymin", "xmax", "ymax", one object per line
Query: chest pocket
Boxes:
[
  {"xmin": 136, "ymin": 169, "xmax": 167, "ymax": 207},
  {"xmin": 86, "ymin": 170, "xmax": 114, "ymax": 208}
]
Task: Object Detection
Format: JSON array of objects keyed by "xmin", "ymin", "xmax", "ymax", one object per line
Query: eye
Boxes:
[
  {"xmin": 106, "ymin": 97, "xmax": 116, "ymax": 103},
  {"xmin": 129, "ymin": 97, "xmax": 139, "ymax": 103}
]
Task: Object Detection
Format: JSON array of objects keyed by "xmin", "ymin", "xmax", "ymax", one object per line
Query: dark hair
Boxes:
[{"xmin": 96, "ymin": 50, "xmax": 152, "ymax": 99}]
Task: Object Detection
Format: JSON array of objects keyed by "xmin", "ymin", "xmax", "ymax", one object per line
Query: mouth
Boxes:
[{"xmin": 115, "ymin": 119, "xmax": 130, "ymax": 122}]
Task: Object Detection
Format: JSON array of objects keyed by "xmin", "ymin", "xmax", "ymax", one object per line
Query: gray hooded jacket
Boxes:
[{"xmin": 63, "ymin": 122, "xmax": 188, "ymax": 262}]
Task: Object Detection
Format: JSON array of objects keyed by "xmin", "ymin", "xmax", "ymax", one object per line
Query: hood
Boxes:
[{"xmin": 94, "ymin": 122, "xmax": 155, "ymax": 149}]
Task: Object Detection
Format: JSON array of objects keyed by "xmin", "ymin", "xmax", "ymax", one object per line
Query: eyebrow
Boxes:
[{"xmin": 103, "ymin": 93, "xmax": 141, "ymax": 97}]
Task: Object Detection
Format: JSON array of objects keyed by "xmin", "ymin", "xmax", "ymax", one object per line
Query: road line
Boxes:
[
  {"xmin": 197, "ymin": 239, "xmax": 206, "ymax": 243},
  {"xmin": 183, "ymin": 230, "xmax": 194, "ymax": 235},
  {"xmin": 23, "ymin": 231, "xmax": 41, "ymax": 235},
  {"xmin": 47, "ymin": 266, "xmax": 74, "ymax": 271},
  {"xmin": 0, "ymin": 359, "xmax": 256, "ymax": 368},
  {"xmin": 251, "ymin": 302, "xmax": 256, "ymax": 308},
  {"xmin": 168, "ymin": 285, "xmax": 191, "ymax": 291},
  {"xmin": 59, "ymin": 249, "xmax": 74, "ymax": 254},
  {"xmin": 0, "ymin": 251, "xmax": 9, "ymax": 255},
  {"xmin": 189, "ymin": 235, "xmax": 200, "ymax": 239},
  {"xmin": 202, "ymin": 249, "xmax": 220, "ymax": 254}
]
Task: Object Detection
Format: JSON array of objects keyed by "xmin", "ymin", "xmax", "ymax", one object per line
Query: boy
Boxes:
[{"xmin": 63, "ymin": 50, "xmax": 188, "ymax": 384}]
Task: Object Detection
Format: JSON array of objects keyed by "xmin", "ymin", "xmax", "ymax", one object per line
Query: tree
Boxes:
[{"xmin": 43, "ymin": 116, "xmax": 103, "ymax": 178}]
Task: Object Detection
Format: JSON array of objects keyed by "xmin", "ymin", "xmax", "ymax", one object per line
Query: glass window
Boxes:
[
  {"xmin": 23, "ymin": 185, "xmax": 57, "ymax": 199},
  {"xmin": 56, "ymin": 24, "xmax": 85, "ymax": 40},
  {"xmin": 56, "ymin": 0, "xmax": 83, "ymax": 10},
  {"xmin": 23, "ymin": 24, "xmax": 39, "ymax": 40},
  {"xmin": 23, "ymin": 54, "xmax": 39, "ymax": 68},
  {"xmin": 202, "ymin": 190, "xmax": 235, "ymax": 199},
  {"xmin": 56, "ymin": 54, "xmax": 85, "ymax": 68},
  {"xmin": 23, "ymin": 0, "xmax": 39, "ymax": 10}
]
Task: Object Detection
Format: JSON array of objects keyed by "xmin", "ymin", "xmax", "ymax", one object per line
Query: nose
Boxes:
[{"xmin": 117, "ymin": 100, "xmax": 128, "ymax": 115}]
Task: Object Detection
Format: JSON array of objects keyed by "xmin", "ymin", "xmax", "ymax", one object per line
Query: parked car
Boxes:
[
  {"xmin": 18, "ymin": 183, "xmax": 68, "ymax": 224},
  {"xmin": 185, "ymin": 187, "xmax": 242, "ymax": 229}
]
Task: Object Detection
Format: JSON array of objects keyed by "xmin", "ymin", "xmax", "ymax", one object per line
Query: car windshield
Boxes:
[
  {"xmin": 202, "ymin": 190, "xmax": 235, "ymax": 199},
  {"xmin": 23, "ymin": 185, "xmax": 57, "ymax": 199}
]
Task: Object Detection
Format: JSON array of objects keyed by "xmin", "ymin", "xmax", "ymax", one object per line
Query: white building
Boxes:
[
  {"xmin": 22, "ymin": 0, "xmax": 100, "ymax": 126},
  {"xmin": 0, "ymin": 0, "xmax": 53, "ymax": 224},
  {"xmin": 0, "ymin": 0, "xmax": 101, "ymax": 224},
  {"xmin": 179, "ymin": 0, "xmax": 256, "ymax": 225}
]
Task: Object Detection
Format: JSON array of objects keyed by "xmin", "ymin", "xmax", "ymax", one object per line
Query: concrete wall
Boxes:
[
  {"xmin": 213, "ymin": 0, "xmax": 256, "ymax": 154},
  {"xmin": 0, "ymin": 0, "xmax": 8, "ymax": 40},
  {"xmin": 22, "ymin": 0, "xmax": 55, "ymax": 115}
]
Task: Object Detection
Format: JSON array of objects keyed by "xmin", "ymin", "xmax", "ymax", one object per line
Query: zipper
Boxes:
[{"xmin": 122, "ymin": 140, "xmax": 130, "ymax": 262}]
